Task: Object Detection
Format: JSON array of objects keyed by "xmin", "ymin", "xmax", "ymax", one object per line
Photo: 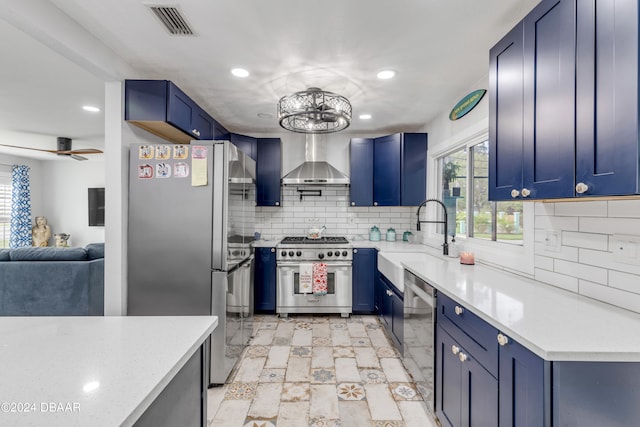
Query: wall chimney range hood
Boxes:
[{"xmin": 281, "ymin": 134, "xmax": 349, "ymax": 185}]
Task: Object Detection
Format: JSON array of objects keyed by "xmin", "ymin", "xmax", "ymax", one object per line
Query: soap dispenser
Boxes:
[{"xmin": 448, "ymin": 236, "xmax": 459, "ymax": 258}]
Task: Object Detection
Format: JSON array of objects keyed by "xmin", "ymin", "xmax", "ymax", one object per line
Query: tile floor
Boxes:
[{"xmin": 207, "ymin": 314, "xmax": 439, "ymax": 427}]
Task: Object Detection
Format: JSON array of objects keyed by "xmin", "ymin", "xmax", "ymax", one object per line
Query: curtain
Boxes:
[{"xmin": 9, "ymin": 165, "xmax": 31, "ymax": 248}]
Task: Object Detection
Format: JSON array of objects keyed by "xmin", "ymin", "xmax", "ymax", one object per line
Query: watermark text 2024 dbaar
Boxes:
[{"xmin": 1, "ymin": 402, "xmax": 80, "ymax": 413}]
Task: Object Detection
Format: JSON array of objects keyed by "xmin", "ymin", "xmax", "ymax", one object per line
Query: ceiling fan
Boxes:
[{"xmin": 0, "ymin": 137, "xmax": 103, "ymax": 161}]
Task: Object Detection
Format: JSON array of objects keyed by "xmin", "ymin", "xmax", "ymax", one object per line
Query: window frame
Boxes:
[{"xmin": 425, "ymin": 129, "xmax": 534, "ymax": 276}]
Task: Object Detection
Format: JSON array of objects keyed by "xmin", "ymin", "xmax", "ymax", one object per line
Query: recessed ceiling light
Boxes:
[
  {"xmin": 377, "ymin": 70, "xmax": 396, "ymax": 80},
  {"xmin": 359, "ymin": 114, "xmax": 372, "ymax": 120},
  {"xmin": 82, "ymin": 106, "xmax": 101, "ymax": 113},
  {"xmin": 231, "ymin": 68, "xmax": 250, "ymax": 78}
]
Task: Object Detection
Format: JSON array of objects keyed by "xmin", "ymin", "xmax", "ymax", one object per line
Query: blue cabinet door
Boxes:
[
  {"xmin": 461, "ymin": 348, "xmax": 498, "ymax": 427},
  {"xmin": 498, "ymin": 334, "xmax": 548, "ymax": 427},
  {"xmin": 349, "ymin": 138, "xmax": 374, "ymax": 206},
  {"xmin": 254, "ymin": 247, "xmax": 276, "ymax": 313},
  {"xmin": 378, "ymin": 273, "xmax": 392, "ymax": 329},
  {"xmin": 191, "ymin": 107, "xmax": 213, "ymax": 140},
  {"xmin": 352, "ymin": 248, "xmax": 376, "ymax": 313},
  {"xmin": 378, "ymin": 273, "xmax": 402, "ymax": 351},
  {"xmin": 373, "ymin": 134, "xmax": 401, "ymax": 206},
  {"xmin": 522, "ymin": 0, "xmax": 576, "ymax": 199},
  {"xmin": 576, "ymin": 0, "xmax": 639, "ymax": 196},
  {"xmin": 436, "ymin": 325, "xmax": 463, "ymax": 427},
  {"xmin": 257, "ymin": 138, "xmax": 281, "ymax": 207},
  {"xmin": 124, "ymin": 80, "xmax": 169, "ymax": 121},
  {"xmin": 231, "ymin": 133, "xmax": 257, "ymax": 161},
  {"xmin": 401, "ymin": 133, "xmax": 428, "ymax": 206},
  {"xmin": 390, "ymin": 288, "xmax": 403, "ymax": 352},
  {"xmin": 167, "ymin": 82, "xmax": 196, "ymax": 136},
  {"xmin": 489, "ymin": 23, "xmax": 525, "ymax": 201}
]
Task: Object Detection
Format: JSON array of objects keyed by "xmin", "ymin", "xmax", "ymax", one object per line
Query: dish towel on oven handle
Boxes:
[
  {"xmin": 313, "ymin": 262, "xmax": 328, "ymax": 295},
  {"xmin": 299, "ymin": 263, "xmax": 313, "ymax": 294}
]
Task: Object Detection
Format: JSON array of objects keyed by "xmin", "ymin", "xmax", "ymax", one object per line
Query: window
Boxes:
[
  {"xmin": 439, "ymin": 141, "xmax": 523, "ymax": 244},
  {"xmin": 0, "ymin": 173, "xmax": 11, "ymax": 248}
]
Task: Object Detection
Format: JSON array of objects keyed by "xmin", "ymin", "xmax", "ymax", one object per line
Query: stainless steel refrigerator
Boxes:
[{"xmin": 127, "ymin": 140, "xmax": 255, "ymax": 385}]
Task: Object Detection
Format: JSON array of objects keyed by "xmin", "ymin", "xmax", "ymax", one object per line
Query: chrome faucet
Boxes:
[{"xmin": 416, "ymin": 199, "xmax": 449, "ymax": 256}]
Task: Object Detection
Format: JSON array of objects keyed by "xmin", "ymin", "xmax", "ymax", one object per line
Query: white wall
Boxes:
[{"xmin": 40, "ymin": 158, "xmax": 105, "ymax": 247}]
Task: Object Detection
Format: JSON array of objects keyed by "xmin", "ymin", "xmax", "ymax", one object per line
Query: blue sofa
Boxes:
[{"xmin": 0, "ymin": 243, "xmax": 104, "ymax": 316}]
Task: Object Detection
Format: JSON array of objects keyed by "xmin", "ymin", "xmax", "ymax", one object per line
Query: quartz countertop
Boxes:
[
  {"xmin": 378, "ymin": 248, "xmax": 640, "ymax": 362},
  {"xmin": 0, "ymin": 316, "xmax": 217, "ymax": 427}
]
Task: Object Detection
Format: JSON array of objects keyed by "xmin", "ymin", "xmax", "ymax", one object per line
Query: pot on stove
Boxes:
[{"xmin": 307, "ymin": 225, "xmax": 326, "ymax": 239}]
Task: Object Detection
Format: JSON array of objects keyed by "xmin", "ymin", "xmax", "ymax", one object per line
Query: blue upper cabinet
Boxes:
[
  {"xmin": 230, "ymin": 133, "xmax": 257, "ymax": 161},
  {"xmin": 374, "ymin": 134, "xmax": 402, "ymax": 206},
  {"xmin": 350, "ymin": 133, "xmax": 427, "ymax": 207},
  {"xmin": 125, "ymin": 80, "xmax": 227, "ymax": 144},
  {"xmin": 256, "ymin": 138, "xmax": 281, "ymax": 207},
  {"xmin": 349, "ymin": 138, "xmax": 374, "ymax": 206},
  {"xmin": 489, "ymin": 23, "xmax": 524, "ymax": 201},
  {"xmin": 575, "ymin": 0, "xmax": 640, "ymax": 197},
  {"xmin": 522, "ymin": 0, "xmax": 576, "ymax": 199}
]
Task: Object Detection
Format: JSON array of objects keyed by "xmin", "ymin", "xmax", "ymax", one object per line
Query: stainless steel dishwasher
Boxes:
[{"xmin": 403, "ymin": 269, "xmax": 437, "ymax": 415}]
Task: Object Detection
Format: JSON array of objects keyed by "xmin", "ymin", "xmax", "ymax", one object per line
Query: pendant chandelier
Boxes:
[{"xmin": 277, "ymin": 87, "xmax": 352, "ymax": 133}]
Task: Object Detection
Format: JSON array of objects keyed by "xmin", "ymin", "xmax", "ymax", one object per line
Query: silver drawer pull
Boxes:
[
  {"xmin": 191, "ymin": 129, "xmax": 201, "ymax": 137},
  {"xmin": 454, "ymin": 306, "xmax": 464, "ymax": 316},
  {"xmin": 451, "ymin": 345, "xmax": 460, "ymax": 355},
  {"xmin": 576, "ymin": 182, "xmax": 589, "ymax": 194},
  {"xmin": 270, "ymin": 248, "xmax": 275, "ymax": 253},
  {"xmin": 458, "ymin": 352, "xmax": 468, "ymax": 362},
  {"xmin": 497, "ymin": 333, "xmax": 509, "ymax": 346},
  {"xmin": 511, "ymin": 189, "xmax": 520, "ymax": 198},
  {"xmin": 521, "ymin": 188, "xmax": 531, "ymax": 197}
]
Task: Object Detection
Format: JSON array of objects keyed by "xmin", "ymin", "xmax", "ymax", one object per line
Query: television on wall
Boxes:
[{"xmin": 88, "ymin": 188, "xmax": 105, "ymax": 227}]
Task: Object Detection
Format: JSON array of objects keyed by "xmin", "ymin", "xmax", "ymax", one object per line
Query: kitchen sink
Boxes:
[{"xmin": 377, "ymin": 252, "xmax": 432, "ymax": 293}]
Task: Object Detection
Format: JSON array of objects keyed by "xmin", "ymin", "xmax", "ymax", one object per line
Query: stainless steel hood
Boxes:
[{"xmin": 281, "ymin": 134, "xmax": 349, "ymax": 185}]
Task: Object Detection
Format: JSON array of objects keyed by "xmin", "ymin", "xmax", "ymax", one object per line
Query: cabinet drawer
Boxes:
[{"xmin": 438, "ymin": 293, "xmax": 498, "ymax": 377}]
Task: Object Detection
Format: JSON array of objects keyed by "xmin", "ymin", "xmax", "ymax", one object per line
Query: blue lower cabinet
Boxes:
[
  {"xmin": 436, "ymin": 325, "xmax": 498, "ymax": 427},
  {"xmin": 254, "ymin": 247, "xmax": 276, "ymax": 313},
  {"xmin": 498, "ymin": 333, "xmax": 548, "ymax": 427},
  {"xmin": 352, "ymin": 248, "xmax": 376, "ymax": 313},
  {"xmin": 377, "ymin": 272, "xmax": 403, "ymax": 353}
]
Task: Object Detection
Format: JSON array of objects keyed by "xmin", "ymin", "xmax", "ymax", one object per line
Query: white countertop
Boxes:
[
  {"xmin": 0, "ymin": 316, "xmax": 217, "ymax": 427},
  {"xmin": 378, "ymin": 248, "xmax": 640, "ymax": 362}
]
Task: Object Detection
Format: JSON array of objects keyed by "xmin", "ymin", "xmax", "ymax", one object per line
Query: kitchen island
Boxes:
[{"xmin": 0, "ymin": 315, "xmax": 217, "ymax": 427}]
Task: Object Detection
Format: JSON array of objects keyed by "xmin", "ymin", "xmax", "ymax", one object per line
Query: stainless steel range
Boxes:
[{"xmin": 276, "ymin": 236, "xmax": 352, "ymax": 317}]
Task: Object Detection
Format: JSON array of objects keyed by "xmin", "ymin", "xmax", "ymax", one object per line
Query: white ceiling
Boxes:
[{"xmin": 0, "ymin": 0, "xmax": 540, "ymax": 159}]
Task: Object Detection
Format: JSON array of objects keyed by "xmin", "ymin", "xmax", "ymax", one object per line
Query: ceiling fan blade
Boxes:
[
  {"xmin": 70, "ymin": 154, "xmax": 89, "ymax": 161},
  {"xmin": 0, "ymin": 143, "xmax": 58, "ymax": 153},
  {"xmin": 60, "ymin": 148, "xmax": 104, "ymax": 155}
]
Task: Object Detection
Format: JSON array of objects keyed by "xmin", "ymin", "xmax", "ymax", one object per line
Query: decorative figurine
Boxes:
[
  {"xmin": 54, "ymin": 233, "xmax": 71, "ymax": 248},
  {"xmin": 32, "ymin": 216, "xmax": 51, "ymax": 247}
]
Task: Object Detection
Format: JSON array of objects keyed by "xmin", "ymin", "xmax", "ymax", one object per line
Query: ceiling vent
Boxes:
[{"xmin": 147, "ymin": 5, "xmax": 195, "ymax": 36}]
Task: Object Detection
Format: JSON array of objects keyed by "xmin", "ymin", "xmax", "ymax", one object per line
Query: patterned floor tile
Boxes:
[
  {"xmin": 373, "ymin": 421, "xmax": 405, "ymax": 427},
  {"xmin": 313, "ymin": 336, "xmax": 332, "ymax": 346},
  {"xmin": 281, "ymin": 382, "xmax": 310, "ymax": 401},
  {"xmin": 311, "ymin": 368, "xmax": 336, "ymax": 383},
  {"xmin": 258, "ymin": 322, "xmax": 278, "ymax": 330},
  {"xmin": 245, "ymin": 345, "xmax": 270, "ymax": 358},
  {"xmin": 259, "ymin": 368, "xmax": 285, "ymax": 383},
  {"xmin": 272, "ymin": 336, "xmax": 291, "ymax": 346},
  {"xmin": 366, "ymin": 322, "xmax": 382, "ymax": 330},
  {"xmin": 295, "ymin": 321, "xmax": 312, "ymax": 330},
  {"xmin": 336, "ymin": 383, "xmax": 366, "ymax": 401},
  {"xmin": 376, "ymin": 347, "xmax": 400, "ymax": 358},
  {"xmin": 224, "ymin": 382, "xmax": 258, "ymax": 400},
  {"xmin": 360, "ymin": 369, "xmax": 387, "ymax": 384},
  {"xmin": 278, "ymin": 317, "xmax": 295, "ymax": 323},
  {"xmin": 389, "ymin": 383, "xmax": 422, "ymax": 401},
  {"xmin": 291, "ymin": 346, "xmax": 312, "ymax": 357},
  {"xmin": 310, "ymin": 419, "xmax": 342, "ymax": 427},
  {"xmin": 330, "ymin": 322, "xmax": 347, "ymax": 330},
  {"xmin": 333, "ymin": 346, "xmax": 355, "ymax": 358},
  {"xmin": 312, "ymin": 316, "xmax": 330, "ymax": 323},
  {"xmin": 243, "ymin": 417, "xmax": 276, "ymax": 427},
  {"xmin": 351, "ymin": 337, "xmax": 372, "ymax": 347},
  {"xmin": 346, "ymin": 316, "xmax": 363, "ymax": 323}
]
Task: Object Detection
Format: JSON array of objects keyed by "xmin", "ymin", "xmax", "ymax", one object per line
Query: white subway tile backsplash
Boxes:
[
  {"xmin": 561, "ymin": 231, "xmax": 608, "ymax": 251},
  {"xmin": 534, "ymin": 215, "xmax": 579, "ymax": 231},
  {"xmin": 534, "ymin": 202, "xmax": 555, "ymax": 216},
  {"xmin": 579, "ymin": 217, "xmax": 640, "ymax": 235},
  {"xmin": 534, "ymin": 268, "xmax": 579, "ymax": 293},
  {"xmin": 534, "ymin": 255, "xmax": 554, "ymax": 271},
  {"xmin": 534, "ymin": 241, "xmax": 579, "ymax": 262},
  {"xmin": 579, "ymin": 248, "xmax": 640, "ymax": 276},
  {"xmin": 554, "ymin": 201, "xmax": 608, "ymax": 217},
  {"xmin": 579, "ymin": 280, "xmax": 640, "ymax": 314},
  {"xmin": 554, "ymin": 259, "xmax": 608, "ymax": 285},
  {"xmin": 607, "ymin": 200, "xmax": 640, "ymax": 218},
  {"xmin": 609, "ymin": 270, "xmax": 640, "ymax": 294}
]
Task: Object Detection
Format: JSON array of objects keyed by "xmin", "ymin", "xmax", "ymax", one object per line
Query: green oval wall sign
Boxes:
[{"xmin": 449, "ymin": 89, "xmax": 487, "ymax": 121}]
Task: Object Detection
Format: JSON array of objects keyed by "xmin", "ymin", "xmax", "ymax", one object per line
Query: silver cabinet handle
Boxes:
[
  {"xmin": 454, "ymin": 306, "xmax": 464, "ymax": 316},
  {"xmin": 511, "ymin": 189, "xmax": 520, "ymax": 198},
  {"xmin": 576, "ymin": 182, "xmax": 589, "ymax": 194},
  {"xmin": 270, "ymin": 248, "xmax": 275, "ymax": 253},
  {"xmin": 275, "ymin": 201, "xmax": 280, "ymax": 206},
  {"xmin": 497, "ymin": 333, "xmax": 509, "ymax": 346},
  {"xmin": 521, "ymin": 188, "xmax": 531, "ymax": 197},
  {"xmin": 373, "ymin": 202, "xmax": 378, "ymax": 206},
  {"xmin": 191, "ymin": 129, "xmax": 201, "ymax": 137},
  {"xmin": 353, "ymin": 249, "xmax": 358, "ymax": 254},
  {"xmin": 386, "ymin": 290, "xmax": 393, "ymax": 297},
  {"xmin": 451, "ymin": 345, "xmax": 460, "ymax": 355},
  {"xmin": 351, "ymin": 201, "xmax": 356, "ymax": 206},
  {"xmin": 458, "ymin": 352, "xmax": 468, "ymax": 362}
]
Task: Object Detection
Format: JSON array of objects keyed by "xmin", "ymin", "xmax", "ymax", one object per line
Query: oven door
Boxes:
[{"xmin": 276, "ymin": 262, "xmax": 352, "ymax": 315}]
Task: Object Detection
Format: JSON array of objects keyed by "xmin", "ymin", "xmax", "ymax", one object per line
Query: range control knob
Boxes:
[
  {"xmin": 296, "ymin": 251, "xmax": 302, "ymax": 257},
  {"xmin": 327, "ymin": 251, "xmax": 333, "ymax": 257},
  {"xmin": 318, "ymin": 253, "xmax": 325, "ymax": 259},
  {"xmin": 288, "ymin": 251, "xmax": 294, "ymax": 257},
  {"xmin": 342, "ymin": 251, "xmax": 348, "ymax": 257},
  {"xmin": 281, "ymin": 251, "xmax": 287, "ymax": 256}
]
